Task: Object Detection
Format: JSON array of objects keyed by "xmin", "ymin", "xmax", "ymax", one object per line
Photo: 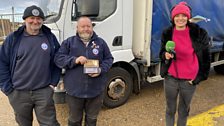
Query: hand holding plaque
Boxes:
[
  {"xmin": 84, "ymin": 59, "xmax": 100, "ymax": 74},
  {"xmin": 75, "ymin": 56, "xmax": 87, "ymax": 65}
]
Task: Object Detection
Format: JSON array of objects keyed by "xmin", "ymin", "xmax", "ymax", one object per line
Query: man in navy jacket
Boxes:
[
  {"xmin": 54, "ymin": 16, "xmax": 114, "ymax": 126},
  {"xmin": 0, "ymin": 5, "xmax": 61, "ymax": 126}
]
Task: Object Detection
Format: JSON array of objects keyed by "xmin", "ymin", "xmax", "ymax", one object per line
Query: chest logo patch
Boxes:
[
  {"xmin": 92, "ymin": 48, "xmax": 99, "ymax": 55},
  {"xmin": 41, "ymin": 43, "xmax": 48, "ymax": 50}
]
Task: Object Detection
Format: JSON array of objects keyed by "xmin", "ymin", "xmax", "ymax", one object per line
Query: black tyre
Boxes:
[
  {"xmin": 103, "ymin": 67, "xmax": 133, "ymax": 108},
  {"xmin": 214, "ymin": 52, "xmax": 224, "ymax": 74},
  {"xmin": 214, "ymin": 64, "xmax": 224, "ymax": 74}
]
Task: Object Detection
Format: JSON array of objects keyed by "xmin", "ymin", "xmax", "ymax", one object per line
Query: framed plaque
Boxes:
[{"xmin": 84, "ymin": 59, "xmax": 100, "ymax": 73}]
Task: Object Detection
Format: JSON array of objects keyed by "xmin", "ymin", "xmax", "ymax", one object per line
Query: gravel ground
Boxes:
[{"xmin": 0, "ymin": 69, "xmax": 224, "ymax": 126}]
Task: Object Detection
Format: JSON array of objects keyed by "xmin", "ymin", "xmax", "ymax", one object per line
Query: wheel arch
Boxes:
[{"xmin": 111, "ymin": 61, "xmax": 140, "ymax": 94}]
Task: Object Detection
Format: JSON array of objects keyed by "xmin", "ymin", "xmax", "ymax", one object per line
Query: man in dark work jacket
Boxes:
[{"xmin": 0, "ymin": 5, "xmax": 61, "ymax": 126}]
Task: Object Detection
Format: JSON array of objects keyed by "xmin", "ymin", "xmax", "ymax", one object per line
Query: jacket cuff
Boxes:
[
  {"xmin": 1, "ymin": 86, "xmax": 14, "ymax": 96},
  {"xmin": 192, "ymin": 78, "xmax": 200, "ymax": 85}
]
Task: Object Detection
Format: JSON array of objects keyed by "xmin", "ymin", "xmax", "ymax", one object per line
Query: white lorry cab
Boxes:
[{"xmin": 1, "ymin": 0, "xmax": 224, "ymax": 108}]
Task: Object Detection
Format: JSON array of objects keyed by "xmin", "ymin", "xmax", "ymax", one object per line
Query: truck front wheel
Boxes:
[{"xmin": 103, "ymin": 67, "xmax": 133, "ymax": 108}]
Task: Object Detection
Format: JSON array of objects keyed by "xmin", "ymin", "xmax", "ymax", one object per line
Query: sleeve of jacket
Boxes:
[
  {"xmin": 50, "ymin": 35, "xmax": 62, "ymax": 86},
  {"xmin": 0, "ymin": 34, "xmax": 14, "ymax": 95},
  {"xmin": 159, "ymin": 28, "xmax": 172, "ymax": 77},
  {"xmin": 100, "ymin": 39, "xmax": 114, "ymax": 73},
  {"xmin": 193, "ymin": 28, "xmax": 211, "ymax": 85},
  {"xmin": 160, "ymin": 30, "xmax": 168, "ymax": 61},
  {"xmin": 54, "ymin": 37, "xmax": 77, "ymax": 69}
]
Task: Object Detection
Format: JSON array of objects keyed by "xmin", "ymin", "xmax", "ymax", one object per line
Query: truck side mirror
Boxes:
[{"xmin": 75, "ymin": 0, "xmax": 100, "ymax": 17}]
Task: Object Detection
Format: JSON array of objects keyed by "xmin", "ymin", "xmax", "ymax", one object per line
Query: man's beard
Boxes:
[
  {"xmin": 79, "ymin": 32, "xmax": 92, "ymax": 42},
  {"xmin": 26, "ymin": 22, "xmax": 43, "ymax": 35}
]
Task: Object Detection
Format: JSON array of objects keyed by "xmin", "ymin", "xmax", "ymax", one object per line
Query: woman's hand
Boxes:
[{"xmin": 165, "ymin": 52, "xmax": 174, "ymax": 60}]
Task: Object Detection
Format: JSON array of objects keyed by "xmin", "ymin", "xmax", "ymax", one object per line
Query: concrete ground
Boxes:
[{"xmin": 0, "ymin": 69, "xmax": 224, "ymax": 126}]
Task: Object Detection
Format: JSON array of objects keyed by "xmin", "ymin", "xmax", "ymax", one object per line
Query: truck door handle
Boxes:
[{"xmin": 112, "ymin": 36, "xmax": 122, "ymax": 46}]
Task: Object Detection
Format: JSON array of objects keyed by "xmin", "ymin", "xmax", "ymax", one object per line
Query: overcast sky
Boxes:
[{"xmin": 0, "ymin": 0, "xmax": 50, "ymax": 14}]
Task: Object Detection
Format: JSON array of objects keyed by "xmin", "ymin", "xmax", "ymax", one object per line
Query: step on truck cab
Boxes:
[{"xmin": 1, "ymin": 0, "xmax": 224, "ymax": 108}]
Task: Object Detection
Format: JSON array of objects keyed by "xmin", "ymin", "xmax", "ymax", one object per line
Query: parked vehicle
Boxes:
[{"xmin": 1, "ymin": 0, "xmax": 224, "ymax": 108}]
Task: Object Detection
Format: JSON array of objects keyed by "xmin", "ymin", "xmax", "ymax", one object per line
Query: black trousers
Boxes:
[
  {"xmin": 164, "ymin": 75, "xmax": 196, "ymax": 126},
  {"xmin": 66, "ymin": 93, "xmax": 103, "ymax": 126}
]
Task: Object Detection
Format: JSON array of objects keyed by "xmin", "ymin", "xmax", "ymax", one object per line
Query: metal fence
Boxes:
[{"xmin": 0, "ymin": 13, "xmax": 23, "ymax": 44}]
